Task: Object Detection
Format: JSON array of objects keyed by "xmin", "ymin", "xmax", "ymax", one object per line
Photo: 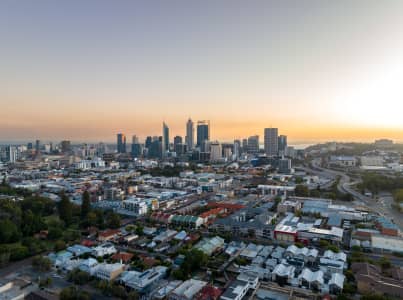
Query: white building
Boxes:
[
  {"xmin": 329, "ymin": 156, "xmax": 357, "ymax": 168},
  {"xmin": 221, "ymin": 273, "xmax": 259, "ymax": 300},
  {"xmin": 122, "ymin": 198, "xmax": 148, "ymax": 215},
  {"xmin": 120, "ymin": 266, "xmax": 167, "ymax": 292},
  {"xmin": 78, "ymin": 258, "xmax": 99, "ymax": 275},
  {"xmin": 169, "ymin": 279, "xmax": 207, "ymax": 300},
  {"xmin": 92, "ymin": 243, "xmax": 117, "ymax": 257},
  {"xmin": 210, "ymin": 141, "xmax": 222, "ymax": 162},
  {"xmin": 94, "ymin": 263, "xmax": 125, "ymax": 281}
]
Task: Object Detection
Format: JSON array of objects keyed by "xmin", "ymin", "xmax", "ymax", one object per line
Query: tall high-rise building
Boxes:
[
  {"xmin": 162, "ymin": 122, "xmax": 169, "ymax": 154},
  {"xmin": 233, "ymin": 139, "xmax": 241, "ymax": 158},
  {"xmin": 61, "ymin": 140, "xmax": 71, "ymax": 153},
  {"xmin": 131, "ymin": 135, "xmax": 142, "ymax": 158},
  {"xmin": 247, "ymin": 135, "xmax": 259, "ymax": 154},
  {"xmin": 173, "ymin": 136, "xmax": 183, "ymax": 148},
  {"xmin": 35, "ymin": 140, "xmax": 41, "ymax": 153},
  {"xmin": 132, "ymin": 135, "xmax": 140, "ymax": 144},
  {"xmin": 185, "ymin": 118, "xmax": 194, "ymax": 151},
  {"xmin": 264, "ymin": 128, "xmax": 278, "ymax": 156},
  {"xmin": 210, "ymin": 141, "xmax": 222, "ymax": 162},
  {"xmin": 117, "ymin": 133, "xmax": 127, "ymax": 153},
  {"xmin": 174, "ymin": 136, "xmax": 186, "ymax": 156},
  {"xmin": 6, "ymin": 146, "xmax": 18, "ymax": 163},
  {"xmin": 197, "ymin": 120, "xmax": 210, "ymax": 147},
  {"xmin": 145, "ymin": 136, "xmax": 152, "ymax": 148},
  {"xmin": 278, "ymin": 135, "xmax": 288, "ymax": 156},
  {"xmin": 148, "ymin": 140, "xmax": 162, "ymax": 158},
  {"xmin": 242, "ymin": 138, "xmax": 248, "ymax": 153}
]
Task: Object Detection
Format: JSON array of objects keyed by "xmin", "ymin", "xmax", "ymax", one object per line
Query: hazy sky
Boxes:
[{"xmin": 1, "ymin": 0, "xmax": 403, "ymax": 143}]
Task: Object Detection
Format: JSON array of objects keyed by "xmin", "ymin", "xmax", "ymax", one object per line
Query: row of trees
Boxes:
[
  {"xmin": 359, "ymin": 173, "xmax": 403, "ymax": 195},
  {"xmin": 0, "ymin": 180, "xmax": 122, "ymax": 265},
  {"xmin": 172, "ymin": 249, "xmax": 209, "ymax": 280}
]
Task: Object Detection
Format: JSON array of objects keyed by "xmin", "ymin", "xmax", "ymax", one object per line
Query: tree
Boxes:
[
  {"xmin": 54, "ymin": 240, "xmax": 66, "ymax": 252},
  {"xmin": 21, "ymin": 209, "xmax": 45, "ymax": 236},
  {"xmin": 81, "ymin": 191, "xmax": 91, "ymax": 218},
  {"xmin": 58, "ymin": 193, "xmax": 72, "ymax": 226},
  {"xmin": 60, "ymin": 286, "xmax": 91, "ymax": 300},
  {"xmin": 295, "ymin": 177, "xmax": 303, "ymax": 184},
  {"xmin": 394, "ymin": 189, "xmax": 403, "ymax": 203},
  {"xmin": 67, "ymin": 268, "xmax": 91, "ymax": 285},
  {"xmin": 111, "ymin": 284, "xmax": 127, "ymax": 298},
  {"xmin": 327, "ymin": 245, "xmax": 340, "ymax": 253},
  {"xmin": 32, "ymin": 256, "xmax": 52, "ymax": 272},
  {"xmin": 39, "ymin": 277, "xmax": 52, "ymax": 288},
  {"xmin": 295, "ymin": 185, "xmax": 309, "ymax": 197},
  {"xmin": 0, "ymin": 219, "xmax": 21, "ymax": 243},
  {"xmin": 106, "ymin": 212, "xmax": 121, "ymax": 229},
  {"xmin": 135, "ymin": 225, "xmax": 144, "ymax": 236},
  {"xmin": 127, "ymin": 291, "xmax": 140, "ymax": 300},
  {"xmin": 309, "ymin": 189, "xmax": 321, "ymax": 198},
  {"xmin": 48, "ymin": 226, "xmax": 63, "ymax": 240},
  {"xmin": 86, "ymin": 211, "xmax": 97, "ymax": 227},
  {"xmin": 379, "ymin": 256, "xmax": 391, "ymax": 270},
  {"xmin": 10, "ymin": 245, "xmax": 29, "ymax": 261}
]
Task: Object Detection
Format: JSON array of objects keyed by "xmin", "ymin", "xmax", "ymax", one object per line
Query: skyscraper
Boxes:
[
  {"xmin": 278, "ymin": 135, "xmax": 288, "ymax": 156},
  {"xmin": 117, "ymin": 133, "xmax": 126, "ymax": 153},
  {"xmin": 61, "ymin": 140, "xmax": 71, "ymax": 153},
  {"xmin": 185, "ymin": 118, "xmax": 194, "ymax": 151},
  {"xmin": 173, "ymin": 136, "xmax": 183, "ymax": 148},
  {"xmin": 197, "ymin": 120, "xmax": 210, "ymax": 147},
  {"xmin": 247, "ymin": 135, "xmax": 259, "ymax": 154},
  {"xmin": 233, "ymin": 139, "xmax": 241, "ymax": 158},
  {"xmin": 131, "ymin": 135, "xmax": 142, "ymax": 158},
  {"xmin": 210, "ymin": 141, "xmax": 222, "ymax": 162},
  {"xmin": 145, "ymin": 136, "xmax": 152, "ymax": 148},
  {"xmin": 174, "ymin": 135, "xmax": 186, "ymax": 156},
  {"xmin": 35, "ymin": 140, "xmax": 41, "ymax": 153},
  {"xmin": 162, "ymin": 122, "xmax": 169, "ymax": 154},
  {"xmin": 264, "ymin": 128, "xmax": 279, "ymax": 156}
]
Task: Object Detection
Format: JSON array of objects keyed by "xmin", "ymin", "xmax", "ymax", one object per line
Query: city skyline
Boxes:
[{"xmin": 2, "ymin": 1, "xmax": 403, "ymax": 143}]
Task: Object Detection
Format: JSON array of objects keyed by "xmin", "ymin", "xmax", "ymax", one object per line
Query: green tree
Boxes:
[
  {"xmin": 58, "ymin": 193, "xmax": 72, "ymax": 226},
  {"xmin": 60, "ymin": 286, "xmax": 91, "ymax": 300},
  {"xmin": 295, "ymin": 177, "xmax": 303, "ymax": 184},
  {"xmin": 295, "ymin": 184, "xmax": 309, "ymax": 197},
  {"xmin": 327, "ymin": 245, "xmax": 340, "ymax": 253},
  {"xmin": 127, "ymin": 291, "xmax": 140, "ymax": 300},
  {"xmin": 309, "ymin": 189, "xmax": 321, "ymax": 198},
  {"xmin": 32, "ymin": 256, "xmax": 52, "ymax": 272},
  {"xmin": 379, "ymin": 256, "xmax": 391, "ymax": 270},
  {"xmin": 21, "ymin": 209, "xmax": 45, "ymax": 236},
  {"xmin": 81, "ymin": 191, "xmax": 91, "ymax": 218},
  {"xmin": 394, "ymin": 189, "xmax": 403, "ymax": 203},
  {"xmin": 135, "ymin": 225, "xmax": 144, "ymax": 236},
  {"xmin": 67, "ymin": 268, "xmax": 91, "ymax": 285},
  {"xmin": 48, "ymin": 226, "xmax": 63, "ymax": 240},
  {"xmin": 86, "ymin": 211, "xmax": 97, "ymax": 227},
  {"xmin": 54, "ymin": 240, "xmax": 66, "ymax": 252},
  {"xmin": 106, "ymin": 212, "xmax": 121, "ymax": 229},
  {"xmin": 39, "ymin": 277, "xmax": 52, "ymax": 288},
  {"xmin": 10, "ymin": 245, "xmax": 29, "ymax": 261},
  {"xmin": 0, "ymin": 219, "xmax": 21, "ymax": 243}
]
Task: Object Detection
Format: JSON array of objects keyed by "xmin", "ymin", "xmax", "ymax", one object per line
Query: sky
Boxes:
[{"xmin": 1, "ymin": 0, "xmax": 403, "ymax": 144}]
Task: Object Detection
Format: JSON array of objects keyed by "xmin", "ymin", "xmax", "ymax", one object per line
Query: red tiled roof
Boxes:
[
  {"xmin": 195, "ymin": 285, "xmax": 222, "ymax": 300},
  {"xmin": 99, "ymin": 229, "xmax": 120, "ymax": 238},
  {"xmin": 112, "ymin": 252, "xmax": 134, "ymax": 263}
]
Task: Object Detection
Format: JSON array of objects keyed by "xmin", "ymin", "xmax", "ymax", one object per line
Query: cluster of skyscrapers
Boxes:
[{"xmin": 116, "ymin": 119, "xmax": 290, "ymax": 162}]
